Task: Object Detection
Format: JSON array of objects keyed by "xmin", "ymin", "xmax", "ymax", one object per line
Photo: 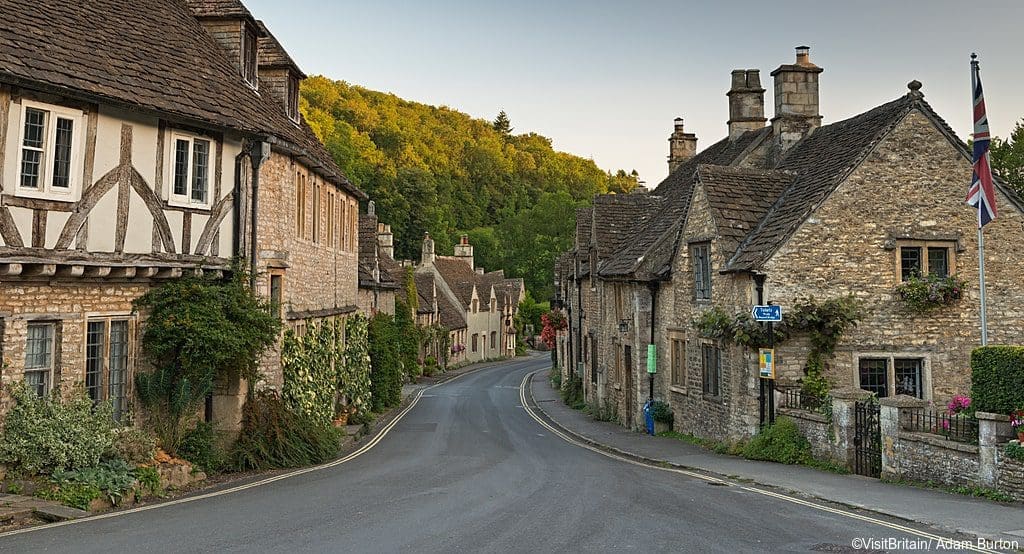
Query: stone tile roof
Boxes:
[
  {"xmin": 432, "ymin": 257, "xmax": 478, "ymax": 308},
  {"xmin": 725, "ymin": 95, "xmax": 914, "ymax": 271},
  {"xmin": 591, "ymin": 194, "xmax": 662, "ymax": 261},
  {"xmin": 600, "ymin": 127, "xmax": 770, "ymax": 279},
  {"xmin": 0, "ymin": 0, "xmax": 364, "ymax": 200},
  {"xmin": 501, "ymin": 278, "xmax": 524, "ymax": 309},
  {"xmin": 414, "ymin": 273, "xmax": 436, "ymax": 314},
  {"xmin": 695, "ymin": 165, "xmax": 794, "ymax": 257},
  {"xmin": 357, "ymin": 214, "xmax": 399, "ymax": 290},
  {"xmin": 554, "ymin": 251, "xmax": 574, "ymax": 283},
  {"xmin": 256, "ymin": 20, "xmax": 305, "ymax": 77},
  {"xmin": 437, "ymin": 291, "xmax": 467, "ymax": 330}
]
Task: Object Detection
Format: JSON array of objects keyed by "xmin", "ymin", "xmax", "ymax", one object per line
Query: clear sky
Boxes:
[{"xmin": 246, "ymin": 0, "xmax": 1023, "ymax": 187}]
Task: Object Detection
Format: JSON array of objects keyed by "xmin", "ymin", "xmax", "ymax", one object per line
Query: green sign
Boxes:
[{"xmin": 647, "ymin": 344, "xmax": 657, "ymax": 374}]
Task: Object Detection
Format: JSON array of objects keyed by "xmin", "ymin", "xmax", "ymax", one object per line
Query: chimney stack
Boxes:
[
  {"xmin": 454, "ymin": 234, "xmax": 474, "ymax": 268},
  {"xmin": 668, "ymin": 118, "xmax": 698, "ymax": 174},
  {"xmin": 727, "ymin": 69, "xmax": 767, "ymax": 139},
  {"xmin": 770, "ymin": 46, "xmax": 823, "ymax": 156},
  {"xmin": 421, "ymin": 232, "xmax": 435, "ymax": 266},
  {"xmin": 377, "ymin": 223, "xmax": 394, "ymax": 259}
]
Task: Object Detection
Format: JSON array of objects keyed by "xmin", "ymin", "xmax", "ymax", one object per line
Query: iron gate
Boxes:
[{"xmin": 853, "ymin": 400, "xmax": 881, "ymax": 478}]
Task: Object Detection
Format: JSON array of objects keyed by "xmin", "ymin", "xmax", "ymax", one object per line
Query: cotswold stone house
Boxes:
[
  {"xmin": 357, "ymin": 203, "xmax": 401, "ymax": 316},
  {"xmin": 556, "ymin": 47, "xmax": 1024, "ymax": 442},
  {"xmin": 0, "ymin": 0, "xmax": 365, "ymax": 431},
  {"xmin": 415, "ymin": 234, "xmax": 523, "ymax": 364}
]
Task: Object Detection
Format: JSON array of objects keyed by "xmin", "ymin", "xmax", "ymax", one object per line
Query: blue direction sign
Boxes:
[{"xmin": 752, "ymin": 305, "xmax": 782, "ymax": 322}]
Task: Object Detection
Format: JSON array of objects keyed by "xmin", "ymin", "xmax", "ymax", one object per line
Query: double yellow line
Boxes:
[{"xmin": 518, "ymin": 371, "xmax": 1003, "ymax": 554}]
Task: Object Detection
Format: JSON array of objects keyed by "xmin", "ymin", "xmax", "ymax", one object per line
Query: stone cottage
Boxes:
[
  {"xmin": 357, "ymin": 202, "xmax": 401, "ymax": 316},
  {"xmin": 0, "ymin": 0, "xmax": 366, "ymax": 432},
  {"xmin": 556, "ymin": 47, "xmax": 1024, "ymax": 442},
  {"xmin": 415, "ymin": 234, "xmax": 523, "ymax": 365}
]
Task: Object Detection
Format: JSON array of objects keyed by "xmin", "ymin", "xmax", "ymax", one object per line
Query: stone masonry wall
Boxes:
[
  {"xmin": 764, "ymin": 110, "xmax": 1024, "ymax": 403},
  {"xmin": 996, "ymin": 452, "xmax": 1024, "ymax": 502},
  {"xmin": 779, "ymin": 409, "xmax": 838, "ymax": 462},
  {"xmin": 890, "ymin": 432, "xmax": 980, "ymax": 489}
]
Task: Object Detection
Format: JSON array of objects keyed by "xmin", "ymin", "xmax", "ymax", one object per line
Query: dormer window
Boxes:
[
  {"xmin": 15, "ymin": 100, "xmax": 84, "ymax": 202},
  {"xmin": 287, "ymin": 74, "xmax": 300, "ymax": 122},
  {"xmin": 167, "ymin": 131, "xmax": 214, "ymax": 209},
  {"xmin": 242, "ymin": 25, "xmax": 258, "ymax": 87}
]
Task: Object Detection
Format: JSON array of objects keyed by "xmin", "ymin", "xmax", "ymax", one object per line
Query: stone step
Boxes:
[{"xmin": 33, "ymin": 504, "xmax": 89, "ymax": 522}]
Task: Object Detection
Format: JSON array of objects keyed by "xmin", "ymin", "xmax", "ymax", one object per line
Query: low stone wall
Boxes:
[
  {"xmin": 996, "ymin": 450, "xmax": 1024, "ymax": 502},
  {"xmin": 890, "ymin": 431, "xmax": 979, "ymax": 489},
  {"xmin": 779, "ymin": 408, "xmax": 837, "ymax": 463}
]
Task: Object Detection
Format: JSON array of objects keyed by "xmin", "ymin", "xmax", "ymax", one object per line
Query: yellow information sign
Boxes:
[{"xmin": 759, "ymin": 348, "xmax": 775, "ymax": 380}]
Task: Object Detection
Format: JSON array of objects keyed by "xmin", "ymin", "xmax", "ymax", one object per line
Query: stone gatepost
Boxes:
[
  {"xmin": 879, "ymin": 395, "xmax": 929, "ymax": 480},
  {"xmin": 829, "ymin": 387, "xmax": 874, "ymax": 470},
  {"xmin": 977, "ymin": 412, "xmax": 1012, "ymax": 486}
]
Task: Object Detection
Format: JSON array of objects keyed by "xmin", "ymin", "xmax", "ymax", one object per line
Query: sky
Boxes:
[{"xmin": 246, "ymin": 0, "xmax": 1024, "ymax": 188}]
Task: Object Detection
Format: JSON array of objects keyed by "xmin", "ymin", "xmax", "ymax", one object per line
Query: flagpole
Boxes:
[{"xmin": 972, "ymin": 52, "xmax": 989, "ymax": 346}]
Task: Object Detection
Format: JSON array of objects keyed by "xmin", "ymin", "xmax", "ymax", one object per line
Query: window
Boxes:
[
  {"xmin": 898, "ymin": 241, "xmax": 954, "ymax": 281},
  {"xmin": 590, "ymin": 335, "xmax": 598, "ymax": 385},
  {"xmin": 490, "ymin": 332, "xmax": 496, "ymax": 349},
  {"xmin": 241, "ymin": 25, "xmax": 258, "ymax": 86},
  {"xmin": 670, "ymin": 337, "xmax": 686, "ymax": 387},
  {"xmin": 312, "ymin": 182, "xmax": 321, "ymax": 243},
  {"xmin": 692, "ymin": 242, "xmax": 712, "ymax": 300},
  {"xmin": 16, "ymin": 102, "xmax": 83, "ymax": 200},
  {"xmin": 296, "ymin": 173, "xmax": 306, "ymax": 238},
  {"xmin": 270, "ymin": 274, "xmax": 283, "ymax": 316},
  {"xmin": 472, "ymin": 334, "xmax": 478, "ymax": 352},
  {"xmin": 350, "ymin": 199, "xmax": 358, "ymax": 252},
  {"xmin": 25, "ymin": 322, "xmax": 56, "ymax": 397},
  {"xmin": 701, "ymin": 343, "xmax": 720, "ymax": 397},
  {"xmin": 168, "ymin": 133, "xmax": 212, "ymax": 207},
  {"xmin": 86, "ymin": 319, "xmax": 131, "ymax": 422},
  {"xmin": 327, "ymin": 192, "xmax": 336, "ymax": 247},
  {"xmin": 342, "ymin": 199, "xmax": 349, "ymax": 250},
  {"xmin": 287, "ymin": 74, "xmax": 300, "ymax": 122},
  {"xmin": 858, "ymin": 356, "xmax": 925, "ymax": 399},
  {"xmin": 614, "ymin": 285, "xmax": 624, "ymax": 320}
]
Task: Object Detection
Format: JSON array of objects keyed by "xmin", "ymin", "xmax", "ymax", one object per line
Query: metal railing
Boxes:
[
  {"xmin": 904, "ymin": 409, "xmax": 979, "ymax": 444},
  {"xmin": 780, "ymin": 388, "xmax": 828, "ymax": 415}
]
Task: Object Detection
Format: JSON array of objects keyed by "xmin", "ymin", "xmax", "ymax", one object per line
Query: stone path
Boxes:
[{"xmin": 0, "ymin": 493, "xmax": 88, "ymax": 524}]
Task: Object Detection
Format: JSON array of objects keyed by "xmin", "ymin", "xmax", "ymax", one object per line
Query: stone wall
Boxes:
[
  {"xmin": 890, "ymin": 432, "xmax": 980, "ymax": 489},
  {"xmin": 779, "ymin": 408, "xmax": 836, "ymax": 462},
  {"xmin": 995, "ymin": 452, "xmax": 1024, "ymax": 502}
]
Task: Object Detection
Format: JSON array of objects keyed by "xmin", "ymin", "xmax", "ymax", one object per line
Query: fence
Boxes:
[
  {"xmin": 780, "ymin": 388, "xmax": 828, "ymax": 415},
  {"xmin": 903, "ymin": 409, "xmax": 979, "ymax": 444}
]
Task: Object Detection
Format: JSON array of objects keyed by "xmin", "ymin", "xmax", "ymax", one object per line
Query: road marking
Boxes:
[
  {"xmin": 0, "ymin": 363, "xmax": 493, "ymax": 539},
  {"xmin": 517, "ymin": 370, "xmax": 1000, "ymax": 554}
]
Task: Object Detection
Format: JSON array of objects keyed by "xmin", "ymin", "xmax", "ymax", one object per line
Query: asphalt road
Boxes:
[{"xmin": 0, "ymin": 355, "xmax": 968, "ymax": 553}]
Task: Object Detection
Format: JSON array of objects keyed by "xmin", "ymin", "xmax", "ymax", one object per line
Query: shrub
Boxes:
[
  {"xmin": 133, "ymin": 273, "xmax": 281, "ymax": 453},
  {"xmin": 422, "ymin": 356, "xmax": 439, "ymax": 377},
  {"xmin": 549, "ymin": 365, "xmax": 562, "ymax": 389},
  {"xmin": 178, "ymin": 422, "xmax": 226, "ymax": 473},
  {"xmin": 40, "ymin": 459, "xmax": 136, "ymax": 508},
  {"xmin": 282, "ymin": 320, "xmax": 343, "ymax": 428},
  {"xmin": 231, "ymin": 391, "xmax": 341, "ymax": 471},
  {"xmin": 742, "ymin": 417, "xmax": 811, "ymax": 465},
  {"xmin": 561, "ymin": 374, "xmax": 584, "ymax": 410},
  {"xmin": 970, "ymin": 346, "xmax": 1024, "ymax": 414},
  {"xmin": 650, "ymin": 401, "xmax": 674, "ymax": 425},
  {"xmin": 1003, "ymin": 442, "xmax": 1024, "ymax": 462},
  {"xmin": 368, "ymin": 313, "xmax": 403, "ymax": 412},
  {"xmin": 133, "ymin": 465, "xmax": 162, "ymax": 497},
  {"xmin": 36, "ymin": 482, "xmax": 101, "ymax": 510},
  {"xmin": 105, "ymin": 427, "xmax": 157, "ymax": 466},
  {"xmin": 0, "ymin": 384, "xmax": 115, "ymax": 475},
  {"xmin": 341, "ymin": 314, "xmax": 372, "ymax": 419}
]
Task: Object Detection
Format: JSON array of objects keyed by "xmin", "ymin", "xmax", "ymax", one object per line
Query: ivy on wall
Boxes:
[{"xmin": 341, "ymin": 314, "xmax": 372, "ymax": 419}]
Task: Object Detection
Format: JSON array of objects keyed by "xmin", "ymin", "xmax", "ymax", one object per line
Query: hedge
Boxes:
[{"xmin": 970, "ymin": 346, "xmax": 1024, "ymax": 414}]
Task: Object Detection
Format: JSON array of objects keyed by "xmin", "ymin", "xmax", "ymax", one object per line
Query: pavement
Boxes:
[
  {"xmin": 528, "ymin": 368, "xmax": 1024, "ymax": 545},
  {"xmin": 0, "ymin": 354, "xmax": 1016, "ymax": 553}
]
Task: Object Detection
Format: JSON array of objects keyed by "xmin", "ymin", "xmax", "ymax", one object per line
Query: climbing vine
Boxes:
[
  {"xmin": 281, "ymin": 320, "xmax": 342, "ymax": 428},
  {"xmin": 341, "ymin": 314, "xmax": 372, "ymax": 420},
  {"xmin": 693, "ymin": 296, "xmax": 862, "ymax": 401}
]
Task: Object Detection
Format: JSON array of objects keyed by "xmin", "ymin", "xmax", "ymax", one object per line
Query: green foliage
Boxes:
[
  {"xmin": 301, "ymin": 77, "xmax": 633, "ymax": 300},
  {"xmin": 341, "ymin": 314, "xmax": 373, "ymax": 418},
  {"xmin": 104, "ymin": 427, "xmax": 157, "ymax": 466},
  {"xmin": 650, "ymin": 401, "xmax": 674, "ymax": 425},
  {"xmin": 1004, "ymin": 442, "xmax": 1024, "ymax": 461},
  {"xmin": 422, "ymin": 356, "xmax": 439, "ymax": 377},
  {"xmin": 970, "ymin": 346, "xmax": 1024, "ymax": 414},
  {"xmin": 693, "ymin": 307, "xmax": 782, "ymax": 348},
  {"xmin": 368, "ymin": 313, "xmax": 404, "ymax": 412},
  {"xmin": 231, "ymin": 391, "xmax": 341, "ymax": 471},
  {"xmin": 178, "ymin": 422, "xmax": 226, "ymax": 474},
  {"xmin": 549, "ymin": 365, "xmax": 562, "ymax": 389},
  {"xmin": 742, "ymin": 417, "xmax": 812, "ymax": 465},
  {"xmin": 394, "ymin": 298, "xmax": 420, "ymax": 380},
  {"xmin": 42, "ymin": 459, "xmax": 136, "ymax": 508},
  {"xmin": 991, "ymin": 119, "xmax": 1024, "ymax": 197},
  {"xmin": 583, "ymin": 401, "xmax": 617, "ymax": 423},
  {"xmin": 561, "ymin": 374, "xmax": 585, "ymax": 410},
  {"xmin": 133, "ymin": 465, "xmax": 162, "ymax": 497},
  {"xmin": 282, "ymin": 320, "xmax": 344, "ymax": 428},
  {"xmin": 895, "ymin": 274, "xmax": 967, "ymax": 314},
  {"xmin": 0, "ymin": 384, "xmax": 115, "ymax": 475},
  {"xmin": 133, "ymin": 273, "xmax": 281, "ymax": 453}
]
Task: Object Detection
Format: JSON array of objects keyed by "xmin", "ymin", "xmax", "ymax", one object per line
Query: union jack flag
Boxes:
[{"xmin": 966, "ymin": 54, "xmax": 997, "ymax": 227}]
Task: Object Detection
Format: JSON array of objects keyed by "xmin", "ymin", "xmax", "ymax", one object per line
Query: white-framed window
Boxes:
[
  {"xmin": 16, "ymin": 101, "xmax": 84, "ymax": 201},
  {"xmin": 167, "ymin": 132, "xmax": 214, "ymax": 208},
  {"xmin": 25, "ymin": 322, "xmax": 56, "ymax": 397},
  {"xmin": 241, "ymin": 24, "xmax": 258, "ymax": 88},
  {"xmin": 86, "ymin": 317, "xmax": 133, "ymax": 422}
]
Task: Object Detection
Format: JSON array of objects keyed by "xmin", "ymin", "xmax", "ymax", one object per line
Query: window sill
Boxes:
[
  {"xmin": 702, "ymin": 394, "xmax": 724, "ymax": 404},
  {"xmin": 10, "ymin": 188, "xmax": 79, "ymax": 204},
  {"xmin": 670, "ymin": 385, "xmax": 687, "ymax": 395},
  {"xmin": 167, "ymin": 198, "xmax": 212, "ymax": 211}
]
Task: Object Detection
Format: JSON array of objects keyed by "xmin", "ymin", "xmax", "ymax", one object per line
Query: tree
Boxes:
[
  {"xmin": 493, "ymin": 110, "xmax": 513, "ymax": 135},
  {"xmin": 991, "ymin": 119, "xmax": 1024, "ymax": 197},
  {"xmin": 608, "ymin": 169, "xmax": 640, "ymax": 194}
]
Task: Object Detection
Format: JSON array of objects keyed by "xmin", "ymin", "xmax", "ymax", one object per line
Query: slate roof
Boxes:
[
  {"xmin": 414, "ymin": 273, "xmax": 436, "ymax": 315},
  {"xmin": 357, "ymin": 214, "xmax": 400, "ymax": 290},
  {"xmin": 591, "ymin": 194, "xmax": 662, "ymax": 261},
  {"xmin": 432, "ymin": 257, "xmax": 479, "ymax": 308},
  {"xmin": 600, "ymin": 127, "xmax": 770, "ymax": 279},
  {"xmin": 695, "ymin": 165, "xmax": 794, "ymax": 257},
  {"xmin": 0, "ymin": 0, "xmax": 364, "ymax": 199},
  {"xmin": 437, "ymin": 292, "xmax": 467, "ymax": 330},
  {"xmin": 256, "ymin": 20, "xmax": 306, "ymax": 77}
]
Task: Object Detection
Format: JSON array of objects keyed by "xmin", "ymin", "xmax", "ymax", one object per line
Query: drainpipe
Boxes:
[
  {"xmin": 753, "ymin": 273, "xmax": 767, "ymax": 428},
  {"xmin": 232, "ymin": 154, "xmax": 244, "ymax": 257},
  {"xmin": 249, "ymin": 141, "xmax": 270, "ymax": 291},
  {"xmin": 646, "ymin": 281, "xmax": 658, "ymax": 404},
  {"xmin": 575, "ymin": 259, "xmax": 583, "ymax": 379}
]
